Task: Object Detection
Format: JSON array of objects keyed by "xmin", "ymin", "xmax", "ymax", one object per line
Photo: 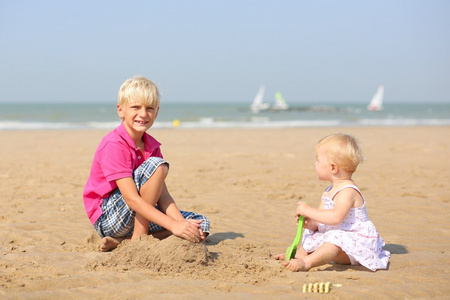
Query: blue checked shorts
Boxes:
[{"xmin": 93, "ymin": 156, "xmax": 210, "ymax": 238}]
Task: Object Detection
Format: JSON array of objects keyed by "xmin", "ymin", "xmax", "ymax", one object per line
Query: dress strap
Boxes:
[{"xmin": 330, "ymin": 184, "xmax": 363, "ymax": 200}]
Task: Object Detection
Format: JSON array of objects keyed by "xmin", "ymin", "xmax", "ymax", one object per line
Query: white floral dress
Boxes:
[{"xmin": 302, "ymin": 185, "xmax": 390, "ymax": 271}]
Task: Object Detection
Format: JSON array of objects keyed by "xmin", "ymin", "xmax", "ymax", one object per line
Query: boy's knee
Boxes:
[{"xmin": 156, "ymin": 162, "xmax": 169, "ymax": 177}]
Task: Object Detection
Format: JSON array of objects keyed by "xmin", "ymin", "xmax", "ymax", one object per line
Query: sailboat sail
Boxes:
[
  {"xmin": 272, "ymin": 91, "xmax": 289, "ymax": 110},
  {"xmin": 368, "ymin": 85, "xmax": 384, "ymax": 111},
  {"xmin": 250, "ymin": 85, "xmax": 269, "ymax": 112},
  {"xmin": 254, "ymin": 85, "xmax": 265, "ymax": 106}
]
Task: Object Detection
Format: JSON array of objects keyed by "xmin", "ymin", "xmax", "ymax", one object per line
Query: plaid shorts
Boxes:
[{"xmin": 93, "ymin": 156, "xmax": 210, "ymax": 238}]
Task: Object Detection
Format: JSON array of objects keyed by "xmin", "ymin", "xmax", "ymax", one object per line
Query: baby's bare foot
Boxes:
[
  {"xmin": 283, "ymin": 257, "xmax": 308, "ymax": 272},
  {"xmin": 274, "ymin": 253, "xmax": 286, "ymax": 260},
  {"xmin": 100, "ymin": 236, "xmax": 121, "ymax": 252}
]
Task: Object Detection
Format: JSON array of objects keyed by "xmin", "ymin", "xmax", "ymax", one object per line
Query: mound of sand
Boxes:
[
  {"xmin": 93, "ymin": 235, "xmax": 209, "ymax": 275},
  {"xmin": 87, "ymin": 234, "xmax": 282, "ymax": 285}
]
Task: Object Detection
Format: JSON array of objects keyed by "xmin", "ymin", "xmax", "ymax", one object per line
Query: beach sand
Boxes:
[{"xmin": 1, "ymin": 126, "xmax": 449, "ymax": 299}]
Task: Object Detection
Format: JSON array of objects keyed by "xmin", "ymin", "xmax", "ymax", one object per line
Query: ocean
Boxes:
[{"xmin": 0, "ymin": 102, "xmax": 449, "ymax": 130}]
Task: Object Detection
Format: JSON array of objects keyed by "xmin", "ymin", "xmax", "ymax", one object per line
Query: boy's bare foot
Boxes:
[
  {"xmin": 274, "ymin": 253, "xmax": 286, "ymax": 260},
  {"xmin": 100, "ymin": 236, "xmax": 123, "ymax": 252},
  {"xmin": 283, "ymin": 257, "xmax": 308, "ymax": 272}
]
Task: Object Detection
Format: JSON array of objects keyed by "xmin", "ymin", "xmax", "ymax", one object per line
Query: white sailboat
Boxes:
[
  {"xmin": 272, "ymin": 91, "xmax": 289, "ymax": 110},
  {"xmin": 250, "ymin": 85, "xmax": 270, "ymax": 113},
  {"xmin": 368, "ymin": 85, "xmax": 384, "ymax": 111}
]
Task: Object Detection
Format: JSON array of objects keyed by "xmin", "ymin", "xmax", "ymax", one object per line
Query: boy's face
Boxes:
[{"xmin": 117, "ymin": 100, "xmax": 159, "ymax": 137}]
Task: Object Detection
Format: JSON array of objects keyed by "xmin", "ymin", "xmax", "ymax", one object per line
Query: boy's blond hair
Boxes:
[
  {"xmin": 316, "ymin": 133, "xmax": 365, "ymax": 173},
  {"xmin": 118, "ymin": 75, "xmax": 160, "ymax": 108}
]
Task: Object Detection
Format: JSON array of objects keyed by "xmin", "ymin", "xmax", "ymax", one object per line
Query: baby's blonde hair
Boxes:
[
  {"xmin": 316, "ymin": 133, "xmax": 365, "ymax": 173},
  {"xmin": 117, "ymin": 75, "xmax": 160, "ymax": 107}
]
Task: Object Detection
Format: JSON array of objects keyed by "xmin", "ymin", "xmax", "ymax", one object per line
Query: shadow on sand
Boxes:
[{"xmin": 206, "ymin": 232, "xmax": 245, "ymax": 246}]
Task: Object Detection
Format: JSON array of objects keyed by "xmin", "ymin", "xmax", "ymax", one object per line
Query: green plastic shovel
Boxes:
[{"xmin": 285, "ymin": 215, "xmax": 305, "ymax": 260}]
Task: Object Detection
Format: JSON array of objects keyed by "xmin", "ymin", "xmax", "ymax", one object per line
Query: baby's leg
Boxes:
[
  {"xmin": 279, "ymin": 243, "xmax": 349, "ymax": 272},
  {"xmin": 295, "ymin": 246, "xmax": 308, "ymax": 259},
  {"xmin": 301, "ymin": 242, "xmax": 350, "ymax": 270},
  {"xmin": 283, "ymin": 257, "xmax": 307, "ymax": 271},
  {"xmin": 281, "ymin": 247, "xmax": 310, "ymax": 271},
  {"xmin": 274, "ymin": 245, "xmax": 308, "ymax": 261}
]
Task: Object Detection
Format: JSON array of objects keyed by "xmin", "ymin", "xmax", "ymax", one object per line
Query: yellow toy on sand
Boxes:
[{"xmin": 302, "ymin": 282, "xmax": 343, "ymax": 294}]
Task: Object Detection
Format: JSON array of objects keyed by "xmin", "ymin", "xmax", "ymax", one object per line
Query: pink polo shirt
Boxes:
[{"xmin": 83, "ymin": 123, "xmax": 163, "ymax": 224}]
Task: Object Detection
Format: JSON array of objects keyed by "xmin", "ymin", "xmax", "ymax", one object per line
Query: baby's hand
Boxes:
[
  {"xmin": 303, "ymin": 217, "xmax": 319, "ymax": 231},
  {"xmin": 296, "ymin": 201, "xmax": 311, "ymax": 218}
]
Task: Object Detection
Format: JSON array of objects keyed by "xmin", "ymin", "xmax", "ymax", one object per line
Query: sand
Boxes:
[{"xmin": 1, "ymin": 126, "xmax": 449, "ymax": 299}]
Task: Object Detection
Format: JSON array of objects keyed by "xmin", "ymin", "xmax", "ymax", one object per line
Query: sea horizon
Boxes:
[{"xmin": 1, "ymin": 102, "xmax": 449, "ymax": 130}]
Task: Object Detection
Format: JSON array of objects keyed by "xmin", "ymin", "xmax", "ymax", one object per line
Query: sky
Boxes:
[{"xmin": 0, "ymin": 1, "xmax": 449, "ymax": 104}]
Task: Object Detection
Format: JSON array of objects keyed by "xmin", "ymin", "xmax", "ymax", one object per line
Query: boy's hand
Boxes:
[
  {"xmin": 172, "ymin": 219, "xmax": 203, "ymax": 243},
  {"xmin": 186, "ymin": 219, "xmax": 207, "ymax": 241}
]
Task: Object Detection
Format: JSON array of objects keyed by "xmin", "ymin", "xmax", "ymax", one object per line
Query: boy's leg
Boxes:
[
  {"xmin": 134, "ymin": 157, "xmax": 210, "ymax": 239},
  {"xmin": 151, "ymin": 230, "xmax": 172, "ymax": 240},
  {"xmin": 100, "ymin": 236, "xmax": 127, "ymax": 252},
  {"xmin": 132, "ymin": 164, "xmax": 168, "ymax": 240},
  {"xmin": 96, "ymin": 157, "xmax": 210, "ymax": 246},
  {"xmin": 94, "ymin": 157, "xmax": 169, "ymax": 248}
]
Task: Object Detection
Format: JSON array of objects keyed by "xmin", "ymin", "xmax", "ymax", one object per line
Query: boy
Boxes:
[{"xmin": 83, "ymin": 75, "xmax": 209, "ymax": 251}]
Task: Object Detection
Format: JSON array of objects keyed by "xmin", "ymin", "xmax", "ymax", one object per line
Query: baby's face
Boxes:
[{"xmin": 315, "ymin": 147, "xmax": 332, "ymax": 180}]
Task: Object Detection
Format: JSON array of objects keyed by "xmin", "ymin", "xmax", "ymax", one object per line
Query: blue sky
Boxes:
[{"xmin": 1, "ymin": 1, "xmax": 449, "ymax": 104}]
